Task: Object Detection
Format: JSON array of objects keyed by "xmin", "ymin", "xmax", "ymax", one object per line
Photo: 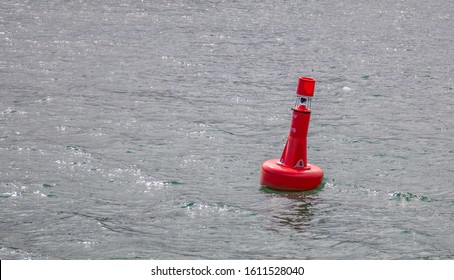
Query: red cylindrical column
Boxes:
[{"xmin": 279, "ymin": 107, "xmax": 311, "ymax": 169}]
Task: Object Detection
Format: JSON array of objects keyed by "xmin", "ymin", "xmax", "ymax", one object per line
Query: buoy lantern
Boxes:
[{"xmin": 260, "ymin": 76, "xmax": 323, "ymax": 191}]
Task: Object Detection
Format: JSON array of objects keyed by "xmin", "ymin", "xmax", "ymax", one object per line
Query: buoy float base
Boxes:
[{"xmin": 260, "ymin": 159, "xmax": 323, "ymax": 192}]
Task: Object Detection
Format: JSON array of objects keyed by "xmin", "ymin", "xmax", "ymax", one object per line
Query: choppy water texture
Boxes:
[{"xmin": 1, "ymin": 0, "xmax": 453, "ymax": 259}]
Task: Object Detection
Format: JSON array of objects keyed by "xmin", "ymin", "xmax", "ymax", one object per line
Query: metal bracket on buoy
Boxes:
[{"xmin": 293, "ymin": 159, "xmax": 305, "ymax": 168}]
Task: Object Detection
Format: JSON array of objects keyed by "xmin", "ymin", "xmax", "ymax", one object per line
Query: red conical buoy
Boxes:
[{"xmin": 260, "ymin": 76, "xmax": 323, "ymax": 191}]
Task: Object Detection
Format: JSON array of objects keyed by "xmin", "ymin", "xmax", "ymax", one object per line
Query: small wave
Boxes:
[
  {"xmin": 0, "ymin": 245, "xmax": 35, "ymax": 260},
  {"xmin": 388, "ymin": 191, "xmax": 431, "ymax": 202},
  {"xmin": 180, "ymin": 202, "xmax": 245, "ymax": 219},
  {"xmin": 138, "ymin": 179, "xmax": 183, "ymax": 189}
]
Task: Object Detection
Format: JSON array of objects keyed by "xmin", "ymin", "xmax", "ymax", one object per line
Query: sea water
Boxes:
[{"xmin": 1, "ymin": 0, "xmax": 453, "ymax": 259}]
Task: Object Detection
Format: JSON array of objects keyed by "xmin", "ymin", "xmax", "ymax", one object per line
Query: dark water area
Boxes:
[{"xmin": 1, "ymin": 0, "xmax": 453, "ymax": 259}]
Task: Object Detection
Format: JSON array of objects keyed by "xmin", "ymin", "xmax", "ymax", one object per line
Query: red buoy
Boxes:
[{"xmin": 260, "ymin": 76, "xmax": 323, "ymax": 191}]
